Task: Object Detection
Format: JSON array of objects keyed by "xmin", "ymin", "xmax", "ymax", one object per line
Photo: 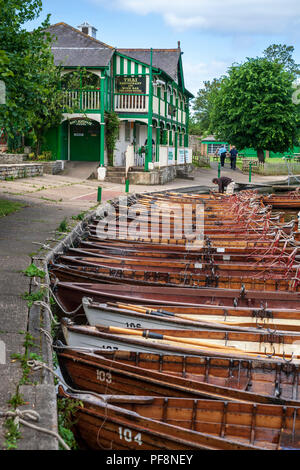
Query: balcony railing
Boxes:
[
  {"xmin": 63, "ymin": 89, "xmax": 101, "ymax": 112},
  {"xmin": 114, "ymin": 93, "xmax": 148, "ymax": 113}
]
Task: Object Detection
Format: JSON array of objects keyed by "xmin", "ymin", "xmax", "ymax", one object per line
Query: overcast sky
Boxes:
[{"xmin": 25, "ymin": 0, "xmax": 300, "ymax": 96}]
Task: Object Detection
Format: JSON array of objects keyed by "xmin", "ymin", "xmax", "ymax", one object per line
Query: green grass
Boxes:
[{"xmin": 0, "ymin": 200, "xmax": 24, "ymax": 218}]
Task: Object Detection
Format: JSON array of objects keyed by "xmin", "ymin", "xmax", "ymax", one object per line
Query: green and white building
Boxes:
[{"xmin": 43, "ymin": 22, "xmax": 194, "ymax": 181}]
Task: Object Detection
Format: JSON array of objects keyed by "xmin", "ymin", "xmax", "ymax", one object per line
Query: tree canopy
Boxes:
[
  {"xmin": 263, "ymin": 44, "xmax": 300, "ymax": 77},
  {"xmin": 210, "ymin": 58, "xmax": 299, "ymax": 162},
  {"xmin": 0, "ymin": 0, "xmax": 64, "ymax": 154},
  {"xmin": 190, "ymin": 78, "xmax": 223, "ymax": 136}
]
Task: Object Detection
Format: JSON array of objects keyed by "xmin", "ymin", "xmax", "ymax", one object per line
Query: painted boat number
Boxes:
[
  {"xmin": 96, "ymin": 369, "xmax": 112, "ymax": 384},
  {"xmin": 118, "ymin": 426, "xmax": 143, "ymax": 446},
  {"xmin": 126, "ymin": 322, "xmax": 142, "ymax": 328},
  {"xmin": 101, "ymin": 345, "xmax": 118, "ymax": 350}
]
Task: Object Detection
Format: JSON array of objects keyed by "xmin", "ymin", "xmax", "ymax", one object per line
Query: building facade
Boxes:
[{"xmin": 43, "ymin": 22, "xmax": 193, "ymax": 177}]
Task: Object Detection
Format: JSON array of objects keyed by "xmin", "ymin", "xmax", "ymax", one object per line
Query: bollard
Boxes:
[
  {"xmin": 97, "ymin": 186, "xmax": 102, "ymax": 202},
  {"xmin": 218, "ymin": 162, "xmax": 221, "ymax": 178},
  {"xmin": 249, "ymin": 162, "xmax": 252, "ymax": 183},
  {"xmin": 125, "ymin": 179, "xmax": 129, "ymax": 193}
]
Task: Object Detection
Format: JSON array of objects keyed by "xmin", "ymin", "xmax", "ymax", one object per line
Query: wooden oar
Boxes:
[
  {"xmin": 103, "ymin": 325, "xmax": 264, "ymax": 358},
  {"xmin": 108, "ymin": 302, "xmax": 258, "ymax": 328}
]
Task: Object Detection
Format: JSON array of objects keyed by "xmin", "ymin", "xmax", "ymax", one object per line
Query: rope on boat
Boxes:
[
  {"xmin": 32, "ymin": 277, "xmax": 83, "ymax": 316},
  {"xmin": 27, "ymin": 357, "xmax": 113, "ymax": 450},
  {"xmin": 0, "ymin": 408, "xmax": 70, "ymax": 450}
]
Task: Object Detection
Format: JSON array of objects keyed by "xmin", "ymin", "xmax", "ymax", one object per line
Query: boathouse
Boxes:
[{"xmin": 42, "ymin": 22, "xmax": 194, "ymax": 183}]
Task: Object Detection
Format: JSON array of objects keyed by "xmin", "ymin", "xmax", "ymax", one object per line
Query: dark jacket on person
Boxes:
[
  {"xmin": 214, "ymin": 176, "xmax": 233, "ymax": 193},
  {"xmin": 229, "ymin": 148, "xmax": 238, "ymax": 158}
]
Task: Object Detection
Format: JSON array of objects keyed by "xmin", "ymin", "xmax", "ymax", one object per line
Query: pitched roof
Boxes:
[
  {"xmin": 117, "ymin": 48, "xmax": 181, "ymax": 83},
  {"xmin": 46, "ymin": 23, "xmax": 114, "ymax": 67}
]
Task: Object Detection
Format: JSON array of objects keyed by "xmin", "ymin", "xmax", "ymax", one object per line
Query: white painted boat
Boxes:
[
  {"xmin": 81, "ymin": 297, "xmax": 264, "ymax": 332},
  {"xmin": 60, "ymin": 319, "xmax": 300, "ymax": 361}
]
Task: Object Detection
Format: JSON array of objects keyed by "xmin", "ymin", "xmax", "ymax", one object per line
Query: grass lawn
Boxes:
[{"xmin": 0, "ymin": 199, "xmax": 24, "ymax": 218}]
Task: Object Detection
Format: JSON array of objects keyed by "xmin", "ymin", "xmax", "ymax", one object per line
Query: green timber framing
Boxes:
[
  {"xmin": 113, "ymin": 50, "xmax": 193, "ymax": 170},
  {"xmin": 41, "ymin": 22, "xmax": 193, "ymax": 171}
]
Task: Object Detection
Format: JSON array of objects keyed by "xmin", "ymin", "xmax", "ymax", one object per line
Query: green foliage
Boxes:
[
  {"xmin": 61, "ymin": 68, "xmax": 100, "ymax": 90},
  {"xmin": 58, "ymin": 217, "xmax": 68, "ymax": 232},
  {"xmin": 57, "ymin": 397, "xmax": 82, "ymax": 450},
  {"xmin": 0, "ymin": 1, "xmax": 66, "ymax": 155},
  {"xmin": 71, "ymin": 211, "xmax": 87, "ymax": 221},
  {"xmin": 3, "ymin": 418, "xmax": 22, "ymax": 450},
  {"xmin": 263, "ymin": 44, "xmax": 300, "ymax": 77},
  {"xmin": 22, "ymin": 288, "xmax": 46, "ymax": 307},
  {"xmin": 22, "ymin": 263, "xmax": 45, "ymax": 279},
  {"xmin": 210, "ymin": 58, "xmax": 300, "ymax": 162},
  {"xmin": 105, "ymin": 111, "xmax": 120, "ymax": 166},
  {"xmin": 191, "ymin": 78, "xmax": 223, "ymax": 136},
  {"xmin": 0, "ymin": 199, "xmax": 23, "ymax": 217}
]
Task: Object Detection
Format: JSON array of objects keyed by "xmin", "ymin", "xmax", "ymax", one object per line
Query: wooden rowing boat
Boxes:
[
  {"xmin": 80, "ymin": 298, "xmax": 300, "ymax": 333},
  {"xmin": 57, "ymin": 348, "xmax": 300, "ymax": 406},
  {"xmin": 50, "ymin": 254, "xmax": 300, "ymax": 291},
  {"xmin": 58, "ymin": 386, "xmax": 300, "ymax": 450},
  {"xmin": 60, "ymin": 320, "xmax": 300, "ymax": 360},
  {"xmin": 52, "ymin": 281, "xmax": 300, "ymax": 313}
]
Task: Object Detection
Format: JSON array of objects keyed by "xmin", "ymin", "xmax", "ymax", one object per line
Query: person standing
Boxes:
[
  {"xmin": 218, "ymin": 145, "xmax": 227, "ymax": 167},
  {"xmin": 229, "ymin": 146, "xmax": 238, "ymax": 170}
]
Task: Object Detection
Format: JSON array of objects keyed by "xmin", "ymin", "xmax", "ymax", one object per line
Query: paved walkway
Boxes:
[
  {"xmin": 0, "ymin": 162, "xmax": 295, "ymax": 449},
  {"xmin": 0, "ymin": 162, "xmax": 290, "ymax": 208}
]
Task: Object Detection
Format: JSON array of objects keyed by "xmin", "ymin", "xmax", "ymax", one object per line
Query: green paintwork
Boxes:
[{"xmin": 69, "ymin": 121, "xmax": 100, "ymax": 161}]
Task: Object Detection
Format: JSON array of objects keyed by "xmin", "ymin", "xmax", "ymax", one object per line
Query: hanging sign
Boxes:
[
  {"xmin": 70, "ymin": 119, "xmax": 93, "ymax": 126},
  {"xmin": 115, "ymin": 76, "xmax": 146, "ymax": 94}
]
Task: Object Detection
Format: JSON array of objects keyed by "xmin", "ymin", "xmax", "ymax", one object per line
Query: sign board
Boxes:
[
  {"xmin": 185, "ymin": 149, "xmax": 189, "ymax": 163},
  {"xmin": 115, "ymin": 76, "xmax": 146, "ymax": 94},
  {"xmin": 168, "ymin": 147, "xmax": 175, "ymax": 164},
  {"xmin": 70, "ymin": 119, "xmax": 93, "ymax": 126},
  {"xmin": 0, "ymin": 81, "xmax": 6, "ymax": 105},
  {"xmin": 178, "ymin": 149, "xmax": 185, "ymax": 164}
]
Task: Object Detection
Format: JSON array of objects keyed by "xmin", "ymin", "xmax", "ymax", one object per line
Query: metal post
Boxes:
[
  {"xmin": 125, "ymin": 179, "xmax": 129, "ymax": 193},
  {"xmin": 249, "ymin": 162, "xmax": 252, "ymax": 182},
  {"xmin": 218, "ymin": 162, "xmax": 221, "ymax": 178},
  {"xmin": 97, "ymin": 187, "xmax": 102, "ymax": 202}
]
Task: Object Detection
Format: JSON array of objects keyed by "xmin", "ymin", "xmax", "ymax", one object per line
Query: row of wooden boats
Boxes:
[{"xmin": 51, "ymin": 189, "xmax": 300, "ymax": 450}]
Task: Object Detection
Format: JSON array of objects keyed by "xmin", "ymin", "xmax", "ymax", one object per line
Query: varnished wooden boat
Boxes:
[
  {"xmin": 263, "ymin": 192, "xmax": 300, "ymax": 208},
  {"xmin": 60, "ymin": 320, "xmax": 300, "ymax": 360},
  {"xmin": 81, "ymin": 298, "xmax": 300, "ymax": 333},
  {"xmin": 78, "ymin": 237, "xmax": 300, "ymax": 257},
  {"xmin": 52, "ymin": 281, "xmax": 300, "ymax": 313},
  {"xmin": 66, "ymin": 244, "xmax": 300, "ymax": 265},
  {"xmin": 58, "ymin": 386, "xmax": 300, "ymax": 450},
  {"xmin": 57, "ymin": 348, "xmax": 300, "ymax": 406},
  {"xmin": 86, "ymin": 233, "xmax": 298, "ymax": 250},
  {"xmin": 50, "ymin": 255, "xmax": 300, "ymax": 291}
]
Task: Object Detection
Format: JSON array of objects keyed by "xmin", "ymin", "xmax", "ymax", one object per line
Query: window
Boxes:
[
  {"xmin": 167, "ymin": 86, "xmax": 172, "ymax": 103},
  {"xmin": 207, "ymin": 143, "xmax": 229, "ymax": 154}
]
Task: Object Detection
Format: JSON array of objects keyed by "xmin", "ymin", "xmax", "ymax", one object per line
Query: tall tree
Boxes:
[
  {"xmin": 210, "ymin": 58, "xmax": 299, "ymax": 162},
  {"xmin": 0, "ymin": 0, "xmax": 65, "ymax": 154},
  {"xmin": 263, "ymin": 44, "xmax": 300, "ymax": 77},
  {"xmin": 191, "ymin": 78, "xmax": 223, "ymax": 136}
]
